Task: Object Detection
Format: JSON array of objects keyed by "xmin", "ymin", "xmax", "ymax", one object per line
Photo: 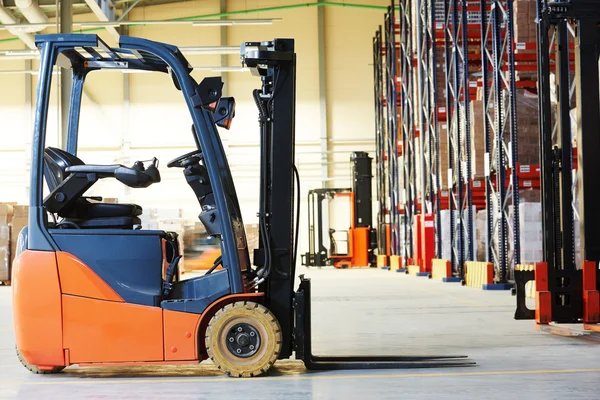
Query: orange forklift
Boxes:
[
  {"xmin": 12, "ymin": 34, "xmax": 472, "ymax": 378},
  {"xmin": 301, "ymin": 152, "xmax": 377, "ymax": 268}
]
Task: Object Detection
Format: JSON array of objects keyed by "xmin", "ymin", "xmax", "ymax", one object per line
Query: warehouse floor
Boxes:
[{"xmin": 1, "ymin": 267, "xmax": 599, "ymax": 399}]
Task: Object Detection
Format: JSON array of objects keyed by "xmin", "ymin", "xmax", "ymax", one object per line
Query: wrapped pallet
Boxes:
[
  {"xmin": 516, "ymin": 89, "xmax": 540, "ymax": 165},
  {"xmin": 10, "ymin": 206, "xmax": 28, "ymax": 269},
  {"xmin": 519, "ymin": 202, "xmax": 543, "ymax": 263},
  {"xmin": 0, "ymin": 204, "xmax": 11, "ymax": 283},
  {"xmin": 476, "ymin": 209, "xmax": 487, "ymax": 261}
]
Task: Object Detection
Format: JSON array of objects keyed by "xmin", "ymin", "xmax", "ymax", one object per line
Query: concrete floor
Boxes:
[{"xmin": 1, "ymin": 267, "xmax": 599, "ymax": 399}]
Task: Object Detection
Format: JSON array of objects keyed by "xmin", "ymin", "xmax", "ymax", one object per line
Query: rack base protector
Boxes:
[{"xmin": 482, "ymin": 283, "xmax": 513, "ymax": 291}]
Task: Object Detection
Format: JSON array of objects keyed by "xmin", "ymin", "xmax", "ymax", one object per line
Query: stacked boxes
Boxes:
[
  {"xmin": 440, "ymin": 207, "xmax": 477, "ymax": 262},
  {"xmin": 10, "ymin": 206, "xmax": 28, "ymax": 271},
  {"xmin": 0, "ymin": 204, "xmax": 13, "ymax": 283},
  {"xmin": 469, "ymin": 99, "xmax": 486, "ymax": 177},
  {"xmin": 0, "ymin": 203, "xmax": 27, "ymax": 284},
  {"xmin": 514, "ymin": 0, "xmax": 539, "ymax": 81},
  {"xmin": 513, "ymin": 0, "xmax": 538, "ymax": 46}
]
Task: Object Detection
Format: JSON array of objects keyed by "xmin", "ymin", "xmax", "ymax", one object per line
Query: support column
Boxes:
[
  {"xmin": 576, "ymin": 20, "xmax": 600, "ymax": 263},
  {"xmin": 59, "ymin": 0, "xmax": 72, "ymax": 150},
  {"xmin": 318, "ymin": 0, "xmax": 329, "ymax": 187}
]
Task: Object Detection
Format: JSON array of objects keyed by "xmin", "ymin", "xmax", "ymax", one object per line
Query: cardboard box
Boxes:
[
  {"xmin": 0, "ymin": 204, "xmax": 14, "ymax": 226},
  {"xmin": 10, "ymin": 215, "xmax": 28, "ymax": 266},
  {"xmin": 13, "ymin": 205, "xmax": 28, "ymax": 218},
  {"xmin": 0, "ymin": 225, "xmax": 9, "ymax": 247},
  {"xmin": 0, "ymin": 248, "xmax": 9, "ymax": 282}
]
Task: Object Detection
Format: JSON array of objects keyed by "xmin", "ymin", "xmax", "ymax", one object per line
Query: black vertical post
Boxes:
[
  {"xmin": 575, "ymin": 19, "xmax": 600, "ymax": 263},
  {"xmin": 506, "ymin": 0, "xmax": 520, "ymax": 270},
  {"xmin": 248, "ymin": 39, "xmax": 296, "ymax": 359},
  {"xmin": 536, "ymin": 0, "xmax": 556, "ymax": 271},
  {"xmin": 556, "ymin": 21, "xmax": 574, "ymax": 270}
]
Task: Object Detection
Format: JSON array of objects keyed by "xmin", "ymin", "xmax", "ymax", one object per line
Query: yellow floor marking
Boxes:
[{"xmin": 2, "ymin": 367, "xmax": 600, "ymax": 386}]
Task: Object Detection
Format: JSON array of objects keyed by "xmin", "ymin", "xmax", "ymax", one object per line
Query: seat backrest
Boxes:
[{"xmin": 43, "ymin": 147, "xmax": 85, "ymax": 191}]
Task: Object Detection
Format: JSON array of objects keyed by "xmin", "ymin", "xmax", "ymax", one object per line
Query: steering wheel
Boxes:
[{"xmin": 167, "ymin": 149, "xmax": 204, "ymax": 168}]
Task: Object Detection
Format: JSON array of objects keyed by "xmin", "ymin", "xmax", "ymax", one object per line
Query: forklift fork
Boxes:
[{"xmin": 293, "ymin": 276, "xmax": 475, "ymax": 370}]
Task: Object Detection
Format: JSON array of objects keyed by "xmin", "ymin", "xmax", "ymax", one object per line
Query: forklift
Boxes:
[
  {"xmin": 302, "ymin": 152, "xmax": 377, "ymax": 268},
  {"xmin": 12, "ymin": 34, "xmax": 472, "ymax": 377}
]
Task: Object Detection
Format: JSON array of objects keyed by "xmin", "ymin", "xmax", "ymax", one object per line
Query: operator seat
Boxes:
[{"xmin": 43, "ymin": 147, "xmax": 143, "ymax": 229}]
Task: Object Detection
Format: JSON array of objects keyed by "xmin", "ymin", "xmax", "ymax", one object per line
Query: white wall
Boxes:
[{"xmin": 0, "ymin": 0, "xmax": 388, "ymax": 255}]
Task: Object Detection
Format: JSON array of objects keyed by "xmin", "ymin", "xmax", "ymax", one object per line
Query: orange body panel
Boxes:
[
  {"xmin": 62, "ymin": 295, "xmax": 163, "ymax": 363},
  {"xmin": 57, "ymin": 252, "xmax": 124, "ymax": 302},
  {"xmin": 536, "ymin": 291, "xmax": 552, "ymax": 324},
  {"xmin": 534, "ymin": 262, "xmax": 551, "ymax": 324},
  {"xmin": 351, "ymin": 227, "xmax": 370, "ymax": 267},
  {"xmin": 12, "ymin": 250, "xmax": 65, "ymax": 368},
  {"xmin": 79, "ymin": 360, "xmax": 199, "ymax": 367},
  {"xmin": 163, "ymin": 310, "xmax": 201, "ymax": 361},
  {"xmin": 535, "ymin": 262, "xmax": 549, "ymax": 291},
  {"xmin": 582, "ymin": 261, "xmax": 600, "ymax": 323}
]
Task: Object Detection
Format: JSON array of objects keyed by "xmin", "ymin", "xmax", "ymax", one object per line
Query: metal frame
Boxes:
[
  {"xmin": 385, "ymin": 5, "xmax": 402, "ymax": 261},
  {"xmin": 373, "ymin": 27, "xmax": 388, "ymax": 258},
  {"xmin": 417, "ymin": 0, "xmax": 443, "ymax": 259},
  {"xmin": 479, "ymin": 0, "xmax": 520, "ymax": 283},
  {"xmin": 397, "ymin": 0, "xmax": 414, "ymax": 265},
  {"xmin": 442, "ymin": 0, "xmax": 476, "ymax": 277}
]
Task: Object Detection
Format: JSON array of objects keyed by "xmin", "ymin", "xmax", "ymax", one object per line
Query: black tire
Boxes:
[{"xmin": 16, "ymin": 348, "xmax": 65, "ymax": 374}]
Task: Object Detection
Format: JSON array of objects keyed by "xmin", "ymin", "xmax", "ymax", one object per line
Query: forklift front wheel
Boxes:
[
  {"xmin": 16, "ymin": 348, "xmax": 65, "ymax": 374},
  {"xmin": 205, "ymin": 301, "xmax": 282, "ymax": 378}
]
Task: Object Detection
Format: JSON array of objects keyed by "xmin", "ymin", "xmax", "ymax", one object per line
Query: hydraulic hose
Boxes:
[
  {"xmin": 292, "ymin": 164, "xmax": 301, "ymax": 277},
  {"xmin": 253, "ymin": 89, "xmax": 272, "ymax": 281}
]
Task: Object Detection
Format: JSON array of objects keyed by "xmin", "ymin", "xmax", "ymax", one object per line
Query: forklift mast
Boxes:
[
  {"xmin": 514, "ymin": 0, "xmax": 600, "ymax": 324},
  {"xmin": 242, "ymin": 40, "xmax": 297, "ymax": 359}
]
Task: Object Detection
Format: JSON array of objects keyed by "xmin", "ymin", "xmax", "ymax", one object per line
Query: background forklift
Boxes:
[
  {"xmin": 302, "ymin": 152, "xmax": 377, "ymax": 268},
  {"xmin": 12, "ymin": 34, "xmax": 472, "ymax": 378}
]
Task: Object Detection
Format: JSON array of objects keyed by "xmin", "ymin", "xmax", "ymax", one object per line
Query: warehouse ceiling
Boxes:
[{"xmin": 0, "ymin": 0, "xmax": 187, "ymax": 18}]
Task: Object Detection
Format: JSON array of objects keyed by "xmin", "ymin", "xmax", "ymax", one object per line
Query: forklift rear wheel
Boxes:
[
  {"xmin": 16, "ymin": 348, "xmax": 65, "ymax": 374},
  {"xmin": 205, "ymin": 301, "xmax": 282, "ymax": 378}
]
